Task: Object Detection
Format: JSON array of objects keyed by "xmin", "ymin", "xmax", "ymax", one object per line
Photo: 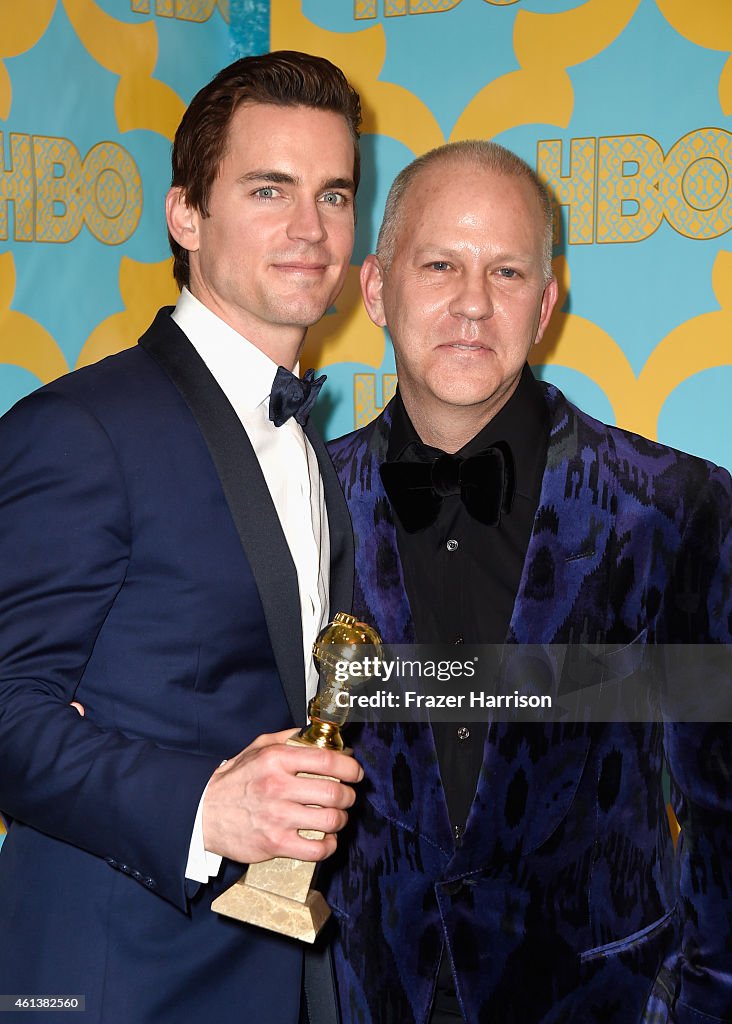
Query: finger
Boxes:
[
  {"xmin": 232, "ymin": 743, "xmax": 363, "ymax": 789},
  {"xmin": 272, "ymin": 805, "xmax": 349, "ymax": 838},
  {"xmin": 297, "ymin": 805, "xmax": 349, "ymax": 835},
  {"xmin": 271, "ymin": 831, "xmax": 338, "ymax": 863},
  {"xmin": 253, "ymin": 783, "xmax": 352, "ymax": 831},
  {"xmin": 278, "ymin": 746, "xmax": 365, "ymax": 783},
  {"xmin": 70, "ymin": 701, "xmax": 85, "ymax": 717},
  {"xmin": 287, "ymin": 775, "xmax": 358, "ymax": 810}
]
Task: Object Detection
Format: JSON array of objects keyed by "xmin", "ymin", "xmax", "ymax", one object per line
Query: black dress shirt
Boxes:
[{"xmin": 385, "ymin": 365, "xmax": 549, "ymax": 1021}]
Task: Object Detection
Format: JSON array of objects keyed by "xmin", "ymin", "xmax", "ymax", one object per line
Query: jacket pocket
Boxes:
[{"xmin": 580, "ymin": 905, "xmax": 677, "ymax": 962}]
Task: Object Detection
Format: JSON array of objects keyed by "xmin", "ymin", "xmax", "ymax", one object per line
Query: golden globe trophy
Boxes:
[{"xmin": 211, "ymin": 612, "xmax": 382, "ymax": 942}]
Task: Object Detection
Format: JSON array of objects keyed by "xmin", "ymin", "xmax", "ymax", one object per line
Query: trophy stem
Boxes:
[{"xmin": 295, "ymin": 719, "xmax": 344, "ymax": 750}]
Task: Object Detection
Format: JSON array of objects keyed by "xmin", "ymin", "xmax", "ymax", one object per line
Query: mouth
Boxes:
[
  {"xmin": 442, "ymin": 342, "xmax": 490, "ymax": 352},
  {"xmin": 272, "ymin": 262, "xmax": 328, "ymax": 274}
]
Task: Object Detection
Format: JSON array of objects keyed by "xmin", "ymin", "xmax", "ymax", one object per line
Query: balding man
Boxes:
[{"xmin": 325, "ymin": 141, "xmax": 732, "ymax": 1024}]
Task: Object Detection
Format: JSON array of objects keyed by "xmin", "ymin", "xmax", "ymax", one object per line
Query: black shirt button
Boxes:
[
  {"xmin": 457, "ymin": 726, "xmax": 470, "ymax": 741},
  {"xmin": 446, "ymin": 538, "xmax": 459, "ymax": 552},
  {"xmin": 454, "ymin": 635, "xmax": 464, "ymax": 645}
]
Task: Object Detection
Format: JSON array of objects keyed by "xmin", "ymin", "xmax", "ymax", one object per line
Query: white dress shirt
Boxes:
[{"xmin": 171, "ymin": 288, "xmax": 330, "ymax": 881}]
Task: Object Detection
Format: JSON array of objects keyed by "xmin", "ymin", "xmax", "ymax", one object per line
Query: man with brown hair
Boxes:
[{"xmin": 0, "ymin": 51, "xmax": 361, "ymax": 1024}]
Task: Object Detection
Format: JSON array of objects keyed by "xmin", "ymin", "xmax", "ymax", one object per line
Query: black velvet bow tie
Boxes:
[
  {"xmin": 380, "ymin": 441, "xmax": 515, "ymax": 533},
  {"xmin": 268, "ymin": 366, "xmax": 326, "ymax": 427}
]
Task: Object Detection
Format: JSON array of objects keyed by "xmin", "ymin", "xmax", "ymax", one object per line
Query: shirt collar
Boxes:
[
  {"xmin": 388, "ymin": 364, "xmax": 549, "ymax": 501},
  {"xmin": 171, "ymin": 287, "xmax": 292, "ymax": 414}
]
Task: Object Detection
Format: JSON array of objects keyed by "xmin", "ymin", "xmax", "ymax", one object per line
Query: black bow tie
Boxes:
[
  {"xmin": 380, "ymin": 442, "xmax": 515, "ymax": 532},
  {"xmin": 269, "ymin": 366, "xmax": 326, "ymax": 427}
]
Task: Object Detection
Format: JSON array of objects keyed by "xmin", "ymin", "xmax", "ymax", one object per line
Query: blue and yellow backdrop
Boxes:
[{"xmin": 1, "ymin": 0, "xmax": 731, "ymax": 850}]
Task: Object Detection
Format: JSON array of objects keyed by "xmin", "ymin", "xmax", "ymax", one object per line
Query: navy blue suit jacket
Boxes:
[{"xmin": 0, "ymin": 309, "xmax": 353, "ymax": 1023}]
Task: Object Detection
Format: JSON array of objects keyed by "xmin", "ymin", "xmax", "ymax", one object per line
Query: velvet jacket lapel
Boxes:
[
  {"xmin": 509, "ymin": 383, "xmax": 616, "ymax": 645},
  {"xmin": 334, "ymin": 401, "xmax": 414, "ymax": 645},
  {"xmin": 139, "ymin": 308, "xmax": 352, "ymax": 725}
]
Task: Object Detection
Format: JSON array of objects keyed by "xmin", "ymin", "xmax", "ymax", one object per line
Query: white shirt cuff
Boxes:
[{"xmin": 185, "ymin": 779, "xmax": 223, "ymax": 883}]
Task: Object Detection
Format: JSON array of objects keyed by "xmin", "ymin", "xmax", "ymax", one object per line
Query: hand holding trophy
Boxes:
[{"xmin": 211, "ymin": 612, "xmax": 382, "ymax": 942}]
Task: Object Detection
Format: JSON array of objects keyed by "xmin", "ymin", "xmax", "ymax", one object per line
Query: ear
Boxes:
[
  {"xmin": 165, "ymin": 186, "xmax": 199, "ymax": 253},
  {"xmin": 534, "ymin": 276, "xmax": 559, "ymax": 346},
  {"xmin": 360, "ymin": 254, "xmax": 387, "ymax": 328}
]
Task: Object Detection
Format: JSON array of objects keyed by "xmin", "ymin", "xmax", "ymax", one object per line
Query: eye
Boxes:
[
  {"xmin": 320, "ymin": 191, "xmax": 348, "ymax": 206},
  {"xmin": 254, "ymin": 186, "xmax": 279, "ymax": 200},
  {"xmin": 427, "ymin": 261, "xmax": 451, "ymax": 272},
  {"xmin": 498, "ymin": 267, "xmax": 518, "ymax": 278}
]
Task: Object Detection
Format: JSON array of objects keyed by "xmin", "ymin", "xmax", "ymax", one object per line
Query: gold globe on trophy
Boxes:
[{"xmin": 211, "ymin": 613, "xmax": 382, "ymax": 942}]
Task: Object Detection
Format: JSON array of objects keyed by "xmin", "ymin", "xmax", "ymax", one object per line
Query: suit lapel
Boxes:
[
  {"xmin": 509, "ymin": 384, "xmax": 617, "ymax": 645},
  {"xmin": 333, "ymin": 405, "xmax": 415, "ymax": 645},
  {"xmin": 139, "ymin": 309, "xmax": 307, "ymax": 723},
  {"xmin": 304, "ymin": 420, "xmax": 354, "ymax": 621}
]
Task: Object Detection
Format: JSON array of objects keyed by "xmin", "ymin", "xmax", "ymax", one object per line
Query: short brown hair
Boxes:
[
  {"xmin": 169, "ymin": 50, "xmax": 362, "ymax": 288},
  {"xmin": 377, "ymin": 140, "xmax": 554, "ymax": 281}
]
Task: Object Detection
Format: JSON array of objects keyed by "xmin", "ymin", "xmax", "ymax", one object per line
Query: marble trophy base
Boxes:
[
  {"xmin": 210, "ymin": 853, "xmax": 330, "ymax": 943},
  {"xmin": 211, "ymin": 736, "xmax": 349, "ymax": 943}
]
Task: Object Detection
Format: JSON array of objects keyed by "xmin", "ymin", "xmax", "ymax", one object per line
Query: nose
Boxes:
[
  {"xmin": 449, "ymin": 272, "xmax": 494, "ymax": 321},
  {"xmin": 287, "ymin": 198, "xmax": 327, "ymax": 244}
]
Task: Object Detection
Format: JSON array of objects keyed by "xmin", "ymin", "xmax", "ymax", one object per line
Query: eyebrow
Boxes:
[
  {"xmin": 240, "ymin": 170, "xmax": 355, "ymax": 192},
  {"xmin": 414, "ymin": 246, "xmax": 535, "ymax": 263}
]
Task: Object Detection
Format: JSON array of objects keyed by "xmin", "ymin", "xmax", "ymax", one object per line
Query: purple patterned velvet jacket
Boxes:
[{"xmin": 324, "ymin": 383, "xmax": 732, "ymax": 1024}]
